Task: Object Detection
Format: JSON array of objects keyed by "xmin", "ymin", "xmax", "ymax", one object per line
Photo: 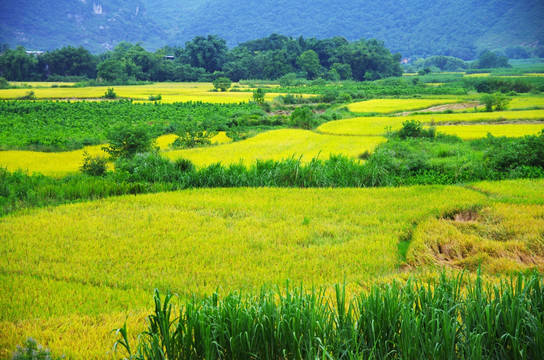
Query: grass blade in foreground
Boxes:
[{"xmin": 114, "ymin": 272, "xmax": 544, "ymax": 360}]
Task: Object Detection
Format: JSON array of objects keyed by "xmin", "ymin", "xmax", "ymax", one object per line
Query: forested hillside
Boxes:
[{"xmin": 1, "ymin": 0, "xmax": 543, "ymax": 58}]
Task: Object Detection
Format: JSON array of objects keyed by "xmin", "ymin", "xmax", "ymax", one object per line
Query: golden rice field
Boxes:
[
  {"xmin": 1, "ymin": 179, "xmax": 543, "ymax": 359},
  {"xmin": 0, "ymin": 130, "xmax": 383, "ymax": 176},
  {"xmin": 347, "ymin": 98, "xmax": 457, "ymax": 113},
  {"xmin": 0, "ymin": 82, "xmax": 277, "ymax": 104},
  {"xmin": 317, "ymin": 110, "xmax": 544, "ymax": 136},
  {"xmin": 0, "ymin": 145, "xmax": 110, "ymax": 177},
  {"xmin": 435, "ymin": 123, "xmax": 544, "ymax": 139},
  {"xmin": 162, "ymin": 129, "xmax": 386, "ymax": 166}
]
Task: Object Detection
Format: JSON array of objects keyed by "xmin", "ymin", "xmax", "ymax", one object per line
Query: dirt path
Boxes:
[{"xmin": 397, "ymin": 102, "xmax": 480, "ymax": 116}]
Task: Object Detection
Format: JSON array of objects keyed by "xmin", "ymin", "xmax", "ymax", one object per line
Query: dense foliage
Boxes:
[
  {"xmin": 0, "ymin": 100, "xmax": 262, "ymax": 151},
  {"xmin": 0, "ymin": 36, "xmax": 402, "ymax": 82},
  {"xmin": 114, "ymin": 272, "xmax": 544, "ymax": 360}
]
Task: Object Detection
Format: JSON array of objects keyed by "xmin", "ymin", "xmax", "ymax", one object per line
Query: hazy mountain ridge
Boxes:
[{"xmin": 1, "ymin": 0, "xmax": 542, "ymax": 57}]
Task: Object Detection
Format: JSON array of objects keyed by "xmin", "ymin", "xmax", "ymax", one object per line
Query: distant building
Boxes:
[{"xmin": 163, "ymin": 55, "xmax": 175, "ymax": 60}]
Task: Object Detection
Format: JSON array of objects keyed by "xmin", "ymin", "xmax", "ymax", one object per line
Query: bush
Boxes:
[
  {"xmin": 17, "ymin": 91, "xmax": 36, "ymax": 100},
  {"xmin": 252, "ymin": 88, "xmax": 266, "ymax": 104},
  {"xmin": 289, "ymin": 106, "xmax": 317, "ymax": 130},
  {"xmin": 0, "ymin": 76, "xmax": 9, "ymax": 89},
  {"xmin": 212, "ymin": 77, "xmax": 232, "ymax": 91},
  {"xmin": 103, "ymin": 124, "xmax": 156, "ymax": 160},
  {"xmin": 172, "ymin": 117, "xmax": 219, "ymax": 149},
  {"xmin": 12, "ymin": 338, "xmax": 63, "ymax": 360},
  {"xmin": 397, "ymin": 120, "xmax": 436, "ymax": 139},
  {"xmin": 148, "ymin": 94, "xmax": 162, "ymax": 101},
  {"xmin": 80, "ymin": 151, "xmax": 108, "ymax": 176},
  {"xmin": 480, "ymin": 92, "xmax": 510, "ymax": 112},
  {"xmin": 103, "ymin": 87, "xmax": 116, "ymax": 99}
]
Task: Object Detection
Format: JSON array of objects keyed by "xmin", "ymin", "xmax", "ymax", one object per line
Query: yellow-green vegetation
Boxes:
[
  {"xmin": 155, "ymin": 132, "xmax": 231, "ymax": 150},
  {"xmin": 509, "ymin": 96, "xmax": 544, "ymax": 110},
  {"xmin": 318, "ymin": 110, "xmax": 544, "ymax": 136},
  {"xmin": 163, "ymin": 129, "xmax": 386, "ymax": 166},
  {"xmin": 0, "ymin": 145, "xmax": 109, "ymax": 177},
  {"xmin": 0, "ymin": 82, "xmax": 277, "ymax": 104},
  {"xmin": 0, "ymin": 185, "xmax": 485, "ymax": 358},
  {"xmin": 464, "ymin": 73, "xmax": 491, "ymax": 77},
  {"xmin": 348, "ymin": 98, "xmax": 456, "ymax": 113},
  {"xmin": 407, "ymin": 179, "xmax": 544, "ymax": 274},
  {"xmin": 435, "ymin": 123, "xmax": 544, "ymax": 139},
  {"xmin": 1, "ymin": 180, "xmax": 543, "ymax": 358},
  {"xmin": 0, "ymin": 130, "xmax": 382, "ymax": 176},
  {"xmin": 8, "ymin": 82, "xmax": 76, "ymax": 87}
]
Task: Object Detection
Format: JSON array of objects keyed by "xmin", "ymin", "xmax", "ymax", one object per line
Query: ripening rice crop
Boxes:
[
  {"xmin": 162, "ymin": 129, "xmax": 386, "ymax": 166},
  {"xmin": 317, "ymin": 110, "xmax": 544, "ymax": 136},
  {"xmin": 348, "ymin": 98, "xmax": 456, "ymax": 113},
  {"xmin": 0, "ymin": 145, "xmax": 109, "ymax": 177},
  {"xmin": 509, "ymin": 96, "xmax": 544, "ymax": 110},
  {"xmin": 1, "ymin": 180, "xmax": 543, "ymax": 359},
  {"xmin": 0, "ymin": 82, "xmax": 277, "ymax": 104},
  {"xmin": 435, "ymin": 123, "xmax": 544, "ymax": 139},
  {"xmin": 0, "ymin": 185, "xmax": 489, "ymax": 358}
]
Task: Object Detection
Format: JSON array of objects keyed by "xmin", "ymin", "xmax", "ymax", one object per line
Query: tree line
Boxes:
[{"xmin": 0, "ymin": 34, "xmax": 404, "ymax": 83}]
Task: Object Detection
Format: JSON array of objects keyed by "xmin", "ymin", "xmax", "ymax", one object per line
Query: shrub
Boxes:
[
  {"xmin": 17, "ymin": 91, "xmax": 36, "ymax": 100},
  {"xmin": 252, "ymin": 88, "xmax": 266, "ymax": 104},
  {"xmin": 148, "ymin": 94, "xmax": 162, "ymax": 101},
  {"xmin": 103, "ymin": 87, "xmax": 116, "ymax": 99},
  {"xmin": 80, "ymin": 151, "xmax": 108, "ymax": 176},
  {"xmin": 0, "ymin": 76, "xmax": 9, "ymax": 89},
  {"xmin": 480, "ymin": 92, "xmax": 510, "ymax": 112},
  {"xmin": 212, "ymin": 77, "xmax": 232, "ymax": 91},
  {"xmin": 289, "ymin": 106, "xmax": 317, "ymax": 130},
  {"xmin": 397, "ymin": 120, "xmax": 436, "ymax": 139},
  {"xmin": 172, "ymin": 117, "xmax": 218, "ymax": 149},
  {"xmin": 12, "ymin": 338, "xmax": 62, "ymax": 360},
  {"xmin": 103, "ymin": 124, "xmax": 156, "ymax": 160}
]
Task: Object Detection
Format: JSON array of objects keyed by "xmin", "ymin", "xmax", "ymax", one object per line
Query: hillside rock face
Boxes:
[{"xmin": 1, "ymin": 0, "xmax": 542, "ymax": 57}]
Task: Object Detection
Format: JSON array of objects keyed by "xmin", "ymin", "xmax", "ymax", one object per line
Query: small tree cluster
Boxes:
[{"xmin": 480, "ymin": 92, "xmax": 510, "ymax": 112}]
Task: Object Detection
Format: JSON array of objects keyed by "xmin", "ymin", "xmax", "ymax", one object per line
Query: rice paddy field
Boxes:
[
  {"xmin": 162, "ymin": 129, "xmax": 386, "ymax": 166},
  {"xmin": 318, "ymin": 110, "xmax": 544, "ymax": 136},
  {"xmin": 1, "ymin": 82, "xmax": 544, "ymax": 359},
  {"xmin": 347, "ymin": 98, "xmax": 458, "ymax": 113},
  {"xmin": 1, "ymin": 178, "xmax": 543, "ymax": 359},
  {"xmin": 435, "ymin": 123, "xmax": 544, "ymax": 139},
  {"xmin": 0, "ymin": 82, "xmax": 277, "ymax": 104}
]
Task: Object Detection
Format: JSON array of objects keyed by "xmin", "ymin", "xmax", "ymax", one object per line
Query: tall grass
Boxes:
[{"xmin": 114, "ymin": 271, "xmax": 544, "ymax": 360}]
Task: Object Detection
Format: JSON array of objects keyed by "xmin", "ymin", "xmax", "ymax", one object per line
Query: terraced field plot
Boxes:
[
  {"xmin": 163, "ymin": 129, "xmax": 386, "ymax": 166},
  {"xmin": 435, "ymin": 123, "xmax": 544, "ymax": 139},
  {"xmin": 318, "ymin": 110, "xmax": 544, "ymax": 136},
  {"xmin": 0, "ymin": 82, "xmax": 277, "ymax": 104},
  {"xmin": 348, "ymin": 98, "xmax": 457, "ymax": 113}
]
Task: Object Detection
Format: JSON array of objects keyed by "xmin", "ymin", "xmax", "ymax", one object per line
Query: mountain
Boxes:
[
  {"xmin": 1, "ymin": 0, "xmax": 543, "ymax": 58},
  {"xmin": 0, "ymin": 0, "xmax": 167, "ymax": 52}
]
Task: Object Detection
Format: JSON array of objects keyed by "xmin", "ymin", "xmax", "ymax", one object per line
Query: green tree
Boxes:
[
  {"xmin": 37, "ymin": 46, "xmax": 97, "ymax": 79},
  {"xmin": 252, "ymin": 88, "xmax": 266, "ymax": 104},
  {"xmin": 212, "ymin": 77, "xmax": 232, "ymax": 91},
  {"xmin": 0, "ymin": 46, "xmax": 38, "ymax": 81},
  {"xmin": 480, "ymin": 92, "xmax": 511, "ymax": 112},
  {"xmin": 184, "ymin": 35, "xmax": 228, "ymax": 73},
  {"xmin": 476, "ymin": 50, "xmax": 510, "ymax": 69},
  {"xmin": 289, "ymin": 106, "xmax": 317, "ymax": 130},
  {"xmin": 96, "ymin": 59, "xmax": 126, "ymax": 82},
  {"xmin": 296, "ymin": 50, "xmax": 321, "ymax": 79},
  {"xmin": 103, "ymin": 124, "xmax": 156, "ymax": 160},
  {"xmin": 172, "ymin": 117, "xmax": 218, "ymax": 148}
]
